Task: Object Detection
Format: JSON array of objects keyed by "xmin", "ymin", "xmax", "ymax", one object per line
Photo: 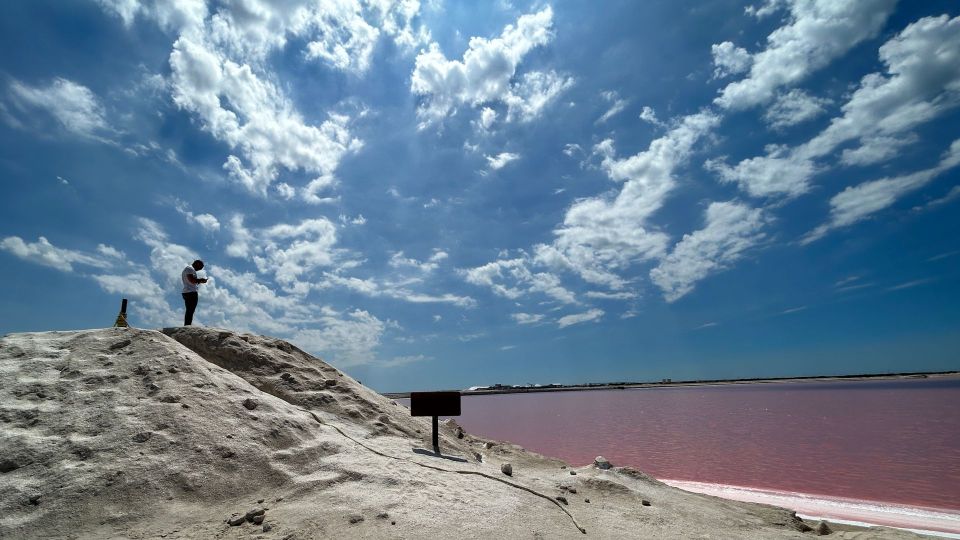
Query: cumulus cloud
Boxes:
[
  {"xmin": 557, "ymin": 308, "xmax": 603, "ymax": 328},
  {"xmin": 537, "ymin": 111, "xmax": 720, "ymax": 288},
  {"xmin": 711, "ymin": 41, "xmax": 751, "ymax": 79},
  {"xmin": 716, "ymin": 0, "xmax": 896, "ymax": 110},
  {"xmin": 94, "ymin": 0, "xmax": 434, "ymax": 199},
  {"xmin": 411, "ymin": 7, "xmax": 571, "ymax": 127},
  {"xmin": 763, "ymin": 89, "xmax": 831, "ymax": 130},
  {"xmin": 6, "ymin": 78, "xmax": 110, "ymax": 139},
  {"xmin": 169, "ymin": 36, "xmax": 362, "ymax": 196},
  {"xmin": 174, "ymin": 200, "xmax": 221, "ymax": 232},
  {"xmin": 511, "ymin": 312, "xmax": 544, "ymax": 325},
  {"xmin": 292, "ymin": 308, "xmax": 392, "ymax": 366},
  {"xmin": 0, "ymin": 236, "xmax": 115, "ymax": 272},
  {"xmin": 804, "ymin": 139, "xmax": 960, "ymax": 243},
  {"xmin": 389, "ymin": 250, "xmax": 449, "ymax": 273},
  {"xmin": 485, "ymin": 152, "xmax": 520, "ymax": 171},
  {"xmin": 709, "ymin": 15, "xmax": 960, "ymax": 199},
  {"xmin": 650, "ymin": 201, "xmax": 768, "ymax": 302},
  {"xmin": 705, "ymin": 148, "xmax": 817, "ymax": 198},
  {"xmin": 462, "ymin": 256, "xmax": 577, "ymax": 305}
]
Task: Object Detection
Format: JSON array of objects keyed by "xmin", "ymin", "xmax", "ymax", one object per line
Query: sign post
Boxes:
[
  {"xmin": 114, "ymin": 298, "xmax": 129, "ymax": 328},
  {"xmin": 410, "ymin": 391, "xmax": 461, "ymax": 454}
]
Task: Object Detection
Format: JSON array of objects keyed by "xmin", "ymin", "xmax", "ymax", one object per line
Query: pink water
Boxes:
[{"xmin": 442, "ymin": 377, "xmax": 960, "ymax": 512}]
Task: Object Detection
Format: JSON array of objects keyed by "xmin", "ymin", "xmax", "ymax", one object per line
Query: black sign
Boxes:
[{"xmin": 410, "ymin": 391, "xmax": 461, "ymax": 417}]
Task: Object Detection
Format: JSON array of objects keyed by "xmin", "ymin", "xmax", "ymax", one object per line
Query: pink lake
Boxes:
[{"xmin": 426, "ymin": 377, "xmax": 960, "ymax": 519}]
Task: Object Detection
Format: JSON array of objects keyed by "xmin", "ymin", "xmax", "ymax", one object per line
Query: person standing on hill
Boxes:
[{"xmin": 181, "ymin": 259, "xmax": 208, "ymax": 326}]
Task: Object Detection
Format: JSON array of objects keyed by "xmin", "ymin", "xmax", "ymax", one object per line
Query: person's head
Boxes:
[{"xmin": 192, "ymin": 259, "xmax": 204, "ymax": 271}]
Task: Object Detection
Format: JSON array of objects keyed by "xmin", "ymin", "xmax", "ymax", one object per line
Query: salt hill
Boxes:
[{"xmin": 0, "ymin": 327, "xmax": 923, "ymax": 539}]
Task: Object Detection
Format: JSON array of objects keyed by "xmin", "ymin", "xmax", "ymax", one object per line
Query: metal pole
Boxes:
[
  {"xmin": 120, "ymin": 298, "xmax": 128, "ymax": 315},
  {"xmin": 432, "ymin": 415, "xmax": 439, "ymax": 453}
]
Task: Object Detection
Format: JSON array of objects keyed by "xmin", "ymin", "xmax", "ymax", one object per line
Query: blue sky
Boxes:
[{"xmin": 1, "ymin": 0, "xmax": 958, "ymax": 392}]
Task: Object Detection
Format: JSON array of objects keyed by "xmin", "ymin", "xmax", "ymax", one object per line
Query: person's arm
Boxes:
[{"xmin": 186, "ymin": 273, "xmax": 208, "ymax": 284}]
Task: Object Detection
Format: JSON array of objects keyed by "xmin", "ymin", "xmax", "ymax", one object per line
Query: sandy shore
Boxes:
[{"xmin": 0, "ymin": 326, "xmax": 935, "ymax": 539}]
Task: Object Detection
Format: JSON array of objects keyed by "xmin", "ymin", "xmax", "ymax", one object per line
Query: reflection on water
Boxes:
[{"xmin": 441, "ymin": 377, "xmax": 960, "ymax": 511}]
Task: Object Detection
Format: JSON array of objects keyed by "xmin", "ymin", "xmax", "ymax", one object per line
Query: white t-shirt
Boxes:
[{"xmin": 182, "ymin": 265, "xmax": 198, "ymax": 293}]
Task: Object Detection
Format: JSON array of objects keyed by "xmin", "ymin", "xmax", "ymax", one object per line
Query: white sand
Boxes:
[
  {"xmin": 0, "ymin": 326, "xmax": 934, "ymax": 539},
  {"xmin": 664, "ymin": 480, "xmax": 960, "ymax": 538}
]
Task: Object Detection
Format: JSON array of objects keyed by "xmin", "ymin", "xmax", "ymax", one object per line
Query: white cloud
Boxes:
[
  {"xmin": 914, "ymin": 185, "xmax": 960, "ymax": 212},
  {"xmin": 563, "ymin": 143, "xmax": 582, "ymax": 157},
  {"xmin": 0, "ymin": 236, "xmax": 113, "ymax": 272},
  {"xmin": 713, "ymin": 15, "xmax": 960, "ymax": 198},
  {"xmin": 486, "ymin": 152, "xmax": 520, "ymax": 171},
  {"xmin": 584, "ymin": 290, "xmax": 637, "ymax": 300},
  {"xmin": 638, "ymin": 106, "xmax": 664, "ymax": 127},
  {"xmin": 91, "ymin": 270, "xmax": 178, "ymax": 328},
  {"xmin": 411, "ymin": 7, "xmax": 571, "ymax": 126},
  {"xmin": 479, "ymin": 106, "xmax": 497, "ymax": 130},
  {"xmin": 503, "ymin": 70, "xmax": 574, "ymax": 122},
  {"xmin": 462, "ymin": 256, "xmax": 577, "ymax": 305},
  {"xmin": 6, "ymin": 78, "xmax": 110, "ymax": 139},
  {"xmin": 716, "ymin": 0, "xmax": 896, "ymax": 110},
  {"xmin": 389, "ymin": 250, "xmax": 448, "ymax": 272},
  {"xmin": 511, "ymin": 312, "xmax": 544, "ymax": 325},
  {"xmin": 763, "ymin": 89, "xmax": 831, "ymax": 129},
  {"xmin": 705, "ymin": 148, "xmax": 817, "ymax": 198},
  {"xmin": 809, "ymin": 15, "xmax": 960, "ymax": 166},
  {"xmin": 169, "ymin": 36, "xmax": 362, "ymax": 196},
  {"xmin": 174, "ymin": 201, "xmax": 221, "ymax": 232},
  {"xmin": 804, "ymin": 140, "xmax": 960, "ymax": 243},
  {"xmin": 292, "ymin": 309, "xmax": 391, "ymax": 366},
  {"xmin": 650, "ymin": 201, "xmax": 768, "ymax": 302},
  {"xmin": 538, "ymin": 111, "xmax": 720, "ymax": 288},
  {"xmin": 596, "ymin": 90, "xmax": 628, "ymax": 123},
  {"xmin": 557, "ymin": 308, "xmax": 603, "ymax": 328},
  {"xmin": 711, "ymin": 41, "xmax": 751, "ymax": 79}
]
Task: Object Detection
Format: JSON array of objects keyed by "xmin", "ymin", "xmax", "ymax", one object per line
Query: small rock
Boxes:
[
  {"xmin": 0, "ymin": 459, "xmax": 20, "ymax": 473},
  {"xmin": 181, "ymin": 403, "xmax": 190, "ymax": 409},
  {"xmin": 324, "ymin": 379, "xmax": 337, "ymax": 387},
  {"xmin": 28, "ymin": 495, "xmax": 41, "ymax": 506},
  {"xmin": 501, "ymin": 463, "xmax": 513, "ymax": 476},
  {"xmin": 641, "ymin": 499, "xmax": 651, "ymax": 506},
  {"xmin": 227, "ymin": 514, "xmax": 245, "ymax": 526},
  {"xmin": 555, "ymin": 496, "xmax": 568, "ymax": 505},
  {"xmin": 568, "ymin": 487, "xmax": 577, "ymax": 494},
  {"xmin": 132, "ymin": 432, "xmax": 152, "ymax": 443},
  {"xmin": 584, "ymin": 498, "xmax": 590, "ymax": 503},
  {"xmin": 484, "ymin": 442, "xmax": 495, "ymax": 449},
  {"xmin": 275, "ymin": 497, "xmax": 284, "ymax": 502},
  {"xmin": 570, "ymin": 471, "xmax": 577, "ymax": 475},
  {"xmin": 391, "ymin": 521, "xmax": 396, "ymax": 525},
  {"xmin": 167, "ymin": 366, "xmax": 178, "ymax": 373},
  {"xmin": 245, "ymin": 507, "xmax": 266, "ymax": 522},
  {"xmin": 594, "ymin": 456, "xmax": 612, "ymax": 470},
  {"xmin": 257, "ymin": 499, "xmax": 264, "ymax": 504},
  {"xmin": 242, "ymin": 398, "xmax": 258, "ymax": 410},
  {"xmin": 560, "ymin": 465, "xmax": 567, "ymax": 469},
  {"xmin": 159, "ymin": 395, "xmax": 180, "ymax": 403},
  {"xmin": 376, "ymin": 512, "xmax": 389, "ymax": 519},
  {"xmin": 815, "ymin": 521, "xmax": 832, "ymax": 536},
  {"xmin": 252, "ymin": 515, "xmax": 264, "ymax": 525},
  {"xmin": 348, "ymin": 514, "xmax": 364, "ymax": 524},
  {"xmin": 262, "ymin": 523, "xmax": 273, "ymax": 532}
]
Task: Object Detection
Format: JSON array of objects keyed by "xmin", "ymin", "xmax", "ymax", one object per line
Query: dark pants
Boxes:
[{"xmin": 182, "ymin": 292, "xmax": 199, "ymax": 326}]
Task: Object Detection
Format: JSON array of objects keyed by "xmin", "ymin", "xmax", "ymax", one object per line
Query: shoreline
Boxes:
[
  {"xmin": 382, "ymin": 370, "xmax": 960, "ymax": 399},
  {"xmin": 662, "ymin": 479, "xmax": 960, "ymax": 538}
]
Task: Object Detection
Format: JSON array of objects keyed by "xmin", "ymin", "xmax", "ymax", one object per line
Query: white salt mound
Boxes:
[{"xmin": 0, "ymin": 327, "xmax": 924, "ymax": 539}]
